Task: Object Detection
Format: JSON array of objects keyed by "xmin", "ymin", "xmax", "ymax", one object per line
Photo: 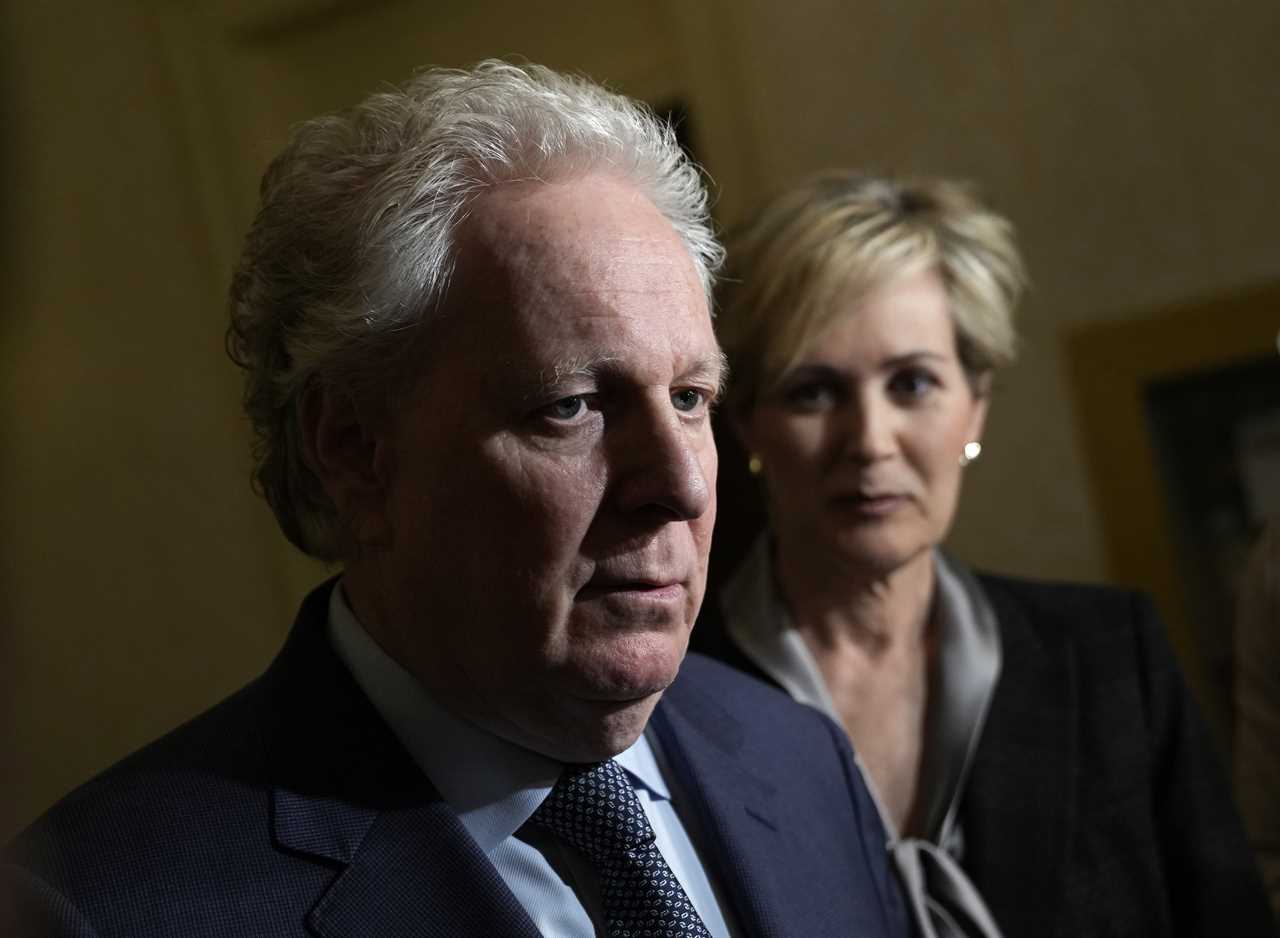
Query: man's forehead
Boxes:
[
  {"xmin": 454, "ymin": 177, "xmax": 699, "ymax": 296},
  {"xmin": 430, "ymin": 175, "xmax": 716, "ymax": 397}
]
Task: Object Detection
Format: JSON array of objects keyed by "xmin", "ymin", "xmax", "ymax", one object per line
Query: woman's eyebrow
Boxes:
[
  {"xmin": 882, "ymin": 351, "xmax": 948, "ymax": 367},
  {"xmin": 783, "ymin": 362, "xmax": 846, "ymax": 379}
]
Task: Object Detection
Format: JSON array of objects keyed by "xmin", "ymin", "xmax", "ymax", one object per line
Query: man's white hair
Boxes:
[{"xmin": 227, "ymin": 60, "xmax": 723, "ymax": 560}]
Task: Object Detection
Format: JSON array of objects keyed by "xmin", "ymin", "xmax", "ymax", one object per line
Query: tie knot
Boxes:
[{"xmin": 529, "ymin": 759, "xmax": 655, "ymax": 862}]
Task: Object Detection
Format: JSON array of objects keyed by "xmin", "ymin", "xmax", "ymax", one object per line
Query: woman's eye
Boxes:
[
  {"xmin": 888, "ymin": 368, "xmax": 939, "ymax": 399},
  {"xmin": 782, "ymin": 381, "xmax": 839, "ymax": 411},
  {"xmin": 672, "ymin": 388, "xmax": 706, "ymax": 413},
  {"xmin": 546, "ymin": 396, "xmax": 587, "ymax": 420}
]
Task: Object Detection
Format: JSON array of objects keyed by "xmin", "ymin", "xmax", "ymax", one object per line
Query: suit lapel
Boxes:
[
  {"xmin": 650, "ymin": 678, "xmax": 787, "ymax": 938},
  {"xmin": 961, "ymin": 579, "xmax": 1076, "ymax": 937},
  {"xmin": 261, "ymin": 581, "xmax": 541, "ymax": 938},
  {"xmin": 303, "ymin": 802, "xmax": 540, "ymax": 938}
]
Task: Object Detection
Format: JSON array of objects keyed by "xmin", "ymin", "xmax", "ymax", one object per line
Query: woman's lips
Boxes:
[{"xmin": 828, "ymin": 492, "xmax": 909, "ymax": 517}]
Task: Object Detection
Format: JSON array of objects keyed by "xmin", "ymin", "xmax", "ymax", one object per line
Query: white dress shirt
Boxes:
[{"xmin": 327, "ymin": 582, "xmax": 739, "ymax": 937}]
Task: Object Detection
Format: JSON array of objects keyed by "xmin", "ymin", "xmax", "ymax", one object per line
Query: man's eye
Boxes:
[
  {"xmin": 546, "ymin": 396, "xmax": 587, "ymax": 420},
  {"xmin": 671, "ymin": 388, "xmax": 706, "ymax": 413}
]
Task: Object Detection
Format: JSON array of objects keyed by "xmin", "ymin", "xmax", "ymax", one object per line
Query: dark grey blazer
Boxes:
[
  {"xmin": 693, "ymin": 571, "xmax": 1277, "ymax": 938},
  {"xmin": 4, "ymin": 580, "xmax": 910, "ymax": 938}
]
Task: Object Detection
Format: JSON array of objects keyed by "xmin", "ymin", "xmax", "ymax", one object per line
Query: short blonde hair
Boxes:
[{"xmin": 717, "ymin": 172, "xmax": 1026, "ymax": 413}]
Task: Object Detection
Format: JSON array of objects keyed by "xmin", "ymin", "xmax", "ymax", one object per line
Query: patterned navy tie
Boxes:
[{"xmin": 529, "ymin": 759, "xmax": 714, "ymax": 938}]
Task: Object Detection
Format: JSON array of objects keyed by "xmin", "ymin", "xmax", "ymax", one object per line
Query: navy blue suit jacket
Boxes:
[{"xmin": 4, "ymin": 581, "xmax": 909, "ymax": 937}]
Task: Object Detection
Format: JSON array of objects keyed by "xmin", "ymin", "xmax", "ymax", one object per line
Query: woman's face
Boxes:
[{"xmin": 738, "ymin": 266, "xmax": 988, "ymax": 577}]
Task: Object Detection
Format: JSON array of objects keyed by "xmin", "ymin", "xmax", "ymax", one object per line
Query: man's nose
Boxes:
[{"xmin": 613, "ymin": 403, "xmax": 713, "ymax": 521}]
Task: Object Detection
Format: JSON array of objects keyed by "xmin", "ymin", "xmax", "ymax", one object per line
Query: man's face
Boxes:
[{"xmin": 364, "ymin": 175, "xmax": 721, "ymax": 762}]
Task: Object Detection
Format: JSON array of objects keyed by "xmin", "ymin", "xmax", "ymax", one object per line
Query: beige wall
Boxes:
[
  {"xmin": 702, "ymin": 0, "xmax": 1280, "ymax": 582},
  {"xmin": 0, "ymin": 1, "xmax": 301, "ymax": 840},
  {"xmin": 5, "ymin": 0, "xmax": 1278, "ymax": 836}
]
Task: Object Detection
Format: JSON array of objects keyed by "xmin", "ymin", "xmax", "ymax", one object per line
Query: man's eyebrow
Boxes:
[
  {"xmin": 525, "ymin": 350, "xmax": 729, "ymax": 398},
  {"xmin": 524, "ymin": 355, "xmax": 621, "ymax": 400},
  {"xmin": 550, "ymin": 354, "xmax": 621, "ymax": 382},
  {"xmin": 685, "ymin": 350, "xmax": 729, "ymax": 397}
]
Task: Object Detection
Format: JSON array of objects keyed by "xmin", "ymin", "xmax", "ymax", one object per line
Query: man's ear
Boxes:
[{"xmin": 299, "ymin": 383, "xmax": 394, "ymax": 548}]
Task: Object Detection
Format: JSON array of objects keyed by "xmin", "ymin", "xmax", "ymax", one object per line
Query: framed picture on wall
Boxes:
[
  {"xmin": 1067, "ymin": 282, "xmax": 1280, "ymax": 751},
  {"xmin": 1144, "ymin": 354, "xmax": 1280, "ymax": 734}
]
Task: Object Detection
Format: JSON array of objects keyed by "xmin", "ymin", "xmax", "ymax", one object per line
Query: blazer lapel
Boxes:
[
  {"xmin": 649, "ymin": 681, "xmax": 787, "ymax": 938},
  {"xmin": 961, "ymin": 579, "xmax": 1077, "ymax": 937},
  {"xmin": 261, "ymin": 581, "xmax": 541, "ymax": 938},
  {"xmin": 299, "ymin": 800, "xmax": 541, "ymax": 938}
]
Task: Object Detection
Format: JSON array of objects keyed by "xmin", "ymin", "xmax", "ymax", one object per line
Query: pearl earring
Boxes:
[
  {"xmin": 959, "ymin": 441, "xmax": 982, "ymax": 467},
  {"xmin": 748, "ymin": 454, "xmax": 764, "ymax": 476}
]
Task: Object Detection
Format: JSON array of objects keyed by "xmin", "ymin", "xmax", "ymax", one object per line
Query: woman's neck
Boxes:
[
  {"xmin": 773, "ymin": 536, "xmax": 936, "ymax": 658},
  {"xmin": 772, "ymin": 535, "xmax": 937, "ymax": 834}
]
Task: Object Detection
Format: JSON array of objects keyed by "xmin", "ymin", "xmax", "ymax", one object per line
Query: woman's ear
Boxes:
[
  {"xmin": 298, "ymin": 384, "xmax": 394, "ymax": 548},
  {"xmin": 966, "ymin": 373, "xmax": 993, "ymax": 444},
  {"xmin": 729, "ymin": 404, "xmax": 757, "ymax": 456},
  {"xmin": 728, "ymin": 404, "xmax": 770, "ymax": 479}
]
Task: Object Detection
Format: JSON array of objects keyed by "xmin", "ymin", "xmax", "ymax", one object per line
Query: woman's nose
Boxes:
[{"xmin": 841, "ymin": 395, "xmax": 896, "ymax": 464}]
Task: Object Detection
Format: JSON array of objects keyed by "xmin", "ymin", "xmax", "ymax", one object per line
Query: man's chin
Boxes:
[
  {"xmin": 540, "ymin": 689, "xmax": 666, "ymax": 764},
  {"xmin": 495, "ymin": 638, "xmax": 687, "ymax": 762},
  {"xmin": 580, "ymin": 631, "xmax": 688, "ymax": 697}
]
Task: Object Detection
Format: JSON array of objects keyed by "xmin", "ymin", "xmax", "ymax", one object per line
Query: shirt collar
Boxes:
[
  {"xmin": 719, "ymin": 534, "xmax": 839, "ymax": 717},
  {"xmin": 924, "ymin": 552, "xmax": 1002, "ymax": 843},
  {"xmin": 327, "ymin": 581, "xmax": 670, "ymax": 853}
]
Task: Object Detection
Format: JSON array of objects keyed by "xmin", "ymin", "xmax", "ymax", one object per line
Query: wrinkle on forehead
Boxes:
[
  {"xmin": 515, "ymin": 239, "xmax": 698, "ymax": 304},
  {"xmin": 459, "ymin": 177, "xmax": 701, "ymax": 300}
]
